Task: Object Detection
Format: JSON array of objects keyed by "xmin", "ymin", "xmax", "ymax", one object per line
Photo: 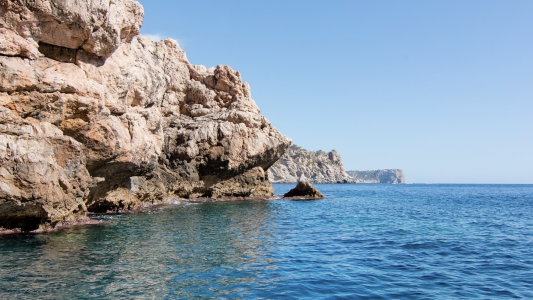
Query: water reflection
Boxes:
[
  {"xmin": 162, "ymin": 201, "xmax": 279, "ymax": 298},
  {"xmin": 0, "ymin": 201, "xmax": 281, "ymax": 299},
  {"xmin": 2, "ymin": 185, "xmax": 533, "ymax": 299}
]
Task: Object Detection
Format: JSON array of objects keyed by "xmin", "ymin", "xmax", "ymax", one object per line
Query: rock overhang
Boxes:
[{"xmin": 0, "ymin": 0, "xmax": 291, "ymax": 232}]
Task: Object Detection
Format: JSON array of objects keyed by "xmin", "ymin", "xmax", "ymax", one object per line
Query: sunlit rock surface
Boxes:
[{"xmin": 0, "ymin": 0, "xmax": 291, "ymax": 231}]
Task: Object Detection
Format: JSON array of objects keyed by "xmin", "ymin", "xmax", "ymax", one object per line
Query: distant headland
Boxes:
[{"xmin": 268, "ymin": 145, "xmax": 405, "ymax": 184}]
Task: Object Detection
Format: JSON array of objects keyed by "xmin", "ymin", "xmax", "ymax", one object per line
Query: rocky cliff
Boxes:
[
  {"xmin": 268, "ymin": 145, "xmax": 352, "ymax": 183},
  {"xmin": 0, "ymin": 0, "xmax": 291, "ymax": 232},
  {"xmin": 346, "ymin": 170, "xmax": 406, "ymax": 184},
  {"xmin": 268, "ymin": 145, "xmax": 406, "ymax": 184}
]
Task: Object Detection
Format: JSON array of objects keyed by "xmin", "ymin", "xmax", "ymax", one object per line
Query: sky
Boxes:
[{"xmin": 137, "ymin": 0, "xmax": 533, "ymax": 184}]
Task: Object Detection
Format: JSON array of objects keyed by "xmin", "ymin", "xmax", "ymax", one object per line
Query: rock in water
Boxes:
[
  {"xmin": 0, "ymin": 0, "xmax": 291, "ymax": 232},
  {"xmin": 283, "ymin": 181, "xmax": 325, "ymax": 200}
]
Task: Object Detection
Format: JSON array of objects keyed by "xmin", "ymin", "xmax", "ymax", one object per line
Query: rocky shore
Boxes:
[{"xmin": 0, "ymin": 0, "xmax": 291, "ymax": 232}]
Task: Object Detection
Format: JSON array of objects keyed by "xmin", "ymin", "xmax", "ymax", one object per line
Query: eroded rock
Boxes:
[
  {"xmin": 0, "ymin": 0, "xmax": 144, "ymax": 58},
  {"xmin": 0, "ymin": 0, "xmax": 291, "ymax": 232},
  {"xmin": 283, "ymin": 181, "xmax": 325, "ymax": 200}
]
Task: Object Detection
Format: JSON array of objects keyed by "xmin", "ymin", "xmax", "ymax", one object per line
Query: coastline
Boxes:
[
  {"xmin": 0, "ymin": 196, "xmax": 287, "ymax": 235},
  {"xmin": 0, "ymin": 218, "xmax": 101, "ymax": 236}
]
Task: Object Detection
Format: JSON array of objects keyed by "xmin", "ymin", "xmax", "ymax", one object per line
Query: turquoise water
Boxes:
[{"xmin": 1, "ymin": 184, "xmax": 533, "ymax": 299}]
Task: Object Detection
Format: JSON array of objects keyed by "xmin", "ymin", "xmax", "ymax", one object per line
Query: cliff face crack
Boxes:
[
  {"xmin": 0, "ymin": 53, "xmax": 32, "ymax": 59},
  {"xmin": 38, "ymin": 42, "xmax": 78, "ymax": 63},
  {"xmin": 36, "ymin": 42, "xmax": 105, "ymax": 66}
]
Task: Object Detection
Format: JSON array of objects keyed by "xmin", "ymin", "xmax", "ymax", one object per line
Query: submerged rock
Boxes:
[
  {"xmin": 0, "ymin": 0, "xmax": 291, "ymax": 232},
  {"xmin": 283, "ymin": 181, "xmax": 325, "ymax": 200}
]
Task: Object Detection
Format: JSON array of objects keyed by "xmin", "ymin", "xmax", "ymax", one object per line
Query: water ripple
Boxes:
[{"xmin": 1, "ymin": 184, "xmax": 533, "ymax": 299}]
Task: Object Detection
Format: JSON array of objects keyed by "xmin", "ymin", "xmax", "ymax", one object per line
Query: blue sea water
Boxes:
[{"xmin": 1, "ymin": 184, "xmax": 533, "ymax": 299}]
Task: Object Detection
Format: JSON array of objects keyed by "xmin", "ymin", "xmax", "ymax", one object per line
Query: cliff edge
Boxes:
[{"xmin": 0, "ymin": 0, "xmax": 291, "ymax": 231}]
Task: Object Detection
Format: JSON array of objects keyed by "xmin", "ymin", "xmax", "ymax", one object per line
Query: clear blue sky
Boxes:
[{"xmin": 137, "ymin": 0, "xmax": 533, "ymax": 184}]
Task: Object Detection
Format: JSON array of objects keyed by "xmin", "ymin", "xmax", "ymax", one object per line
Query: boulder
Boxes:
[
  {"xmin": 283, "ymin": 181, "xmax": 325, "ymax": 200},
  {"xmin": 346, "ymin": 169, "xmax": 406, "ymax": 183}
]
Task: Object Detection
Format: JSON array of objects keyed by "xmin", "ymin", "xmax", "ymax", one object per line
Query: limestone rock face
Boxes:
[
  {"xmin": 268, "ymin": 145, "xmax": 352, "ymax": 183},
  {"xmin": 0, "ymin": 0, "xmax": 144, "ymax": 58},
  {"xmin": 346, "ymin": 170, "xmax": 406, "ymax": 184},
  {"xmin": 283, "ymin": 181, "xmax": 324, "ymax": 199},
  {"xmin": 0, "ymin": 0, "xmax": 291, "ymax": 231}
]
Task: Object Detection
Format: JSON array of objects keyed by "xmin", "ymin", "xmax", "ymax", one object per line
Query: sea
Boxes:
[{"xmin": 1, "ymin": 184, "xmax": 532, "ymax": 299}]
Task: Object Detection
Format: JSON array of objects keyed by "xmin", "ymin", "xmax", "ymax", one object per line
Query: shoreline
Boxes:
[
  {"xmin": 0, "ymin": 196, "xmax": 286, "ymax": 235},
  {"xmin": 0, "ymin": 218, "xmax": 101, "ymax": 236}
]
